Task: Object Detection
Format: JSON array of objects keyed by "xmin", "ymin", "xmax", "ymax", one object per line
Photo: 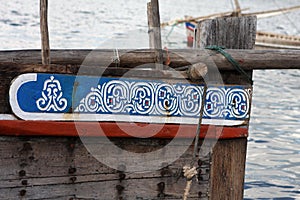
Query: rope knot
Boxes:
[
  {"xmin": 183, "ymin": 165, "xmax": 197, "ymax": 181},
  {"xmin": 182, "ymin": 165, "xmax": 198, "ymax": 200}
]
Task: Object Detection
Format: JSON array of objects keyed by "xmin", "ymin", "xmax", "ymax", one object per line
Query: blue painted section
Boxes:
[
  {"xmin": 13, "ymin": 73, "xmax": 250, "ymax": 120},
  {"xmin": 185, "ymin": 22, "xmax": 196, "ymax": 31},
  {"xmin": 17, "ymin": 74, "xmax": 74, "ymax": 113}
]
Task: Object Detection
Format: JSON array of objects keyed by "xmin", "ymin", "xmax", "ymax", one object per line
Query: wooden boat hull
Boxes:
[
  {"xmin": 0, "ymin": 63, "xmax": 251, "ymax": 199},
  {"xmin": 0, "ymin": 65, "xmax": 250, "ymax": 199},
  {"xmin": 0, "ymin": 16, "xmax": 261, "ymax": 199},
  {"xmin": 3, "ymin": 72, "xmax": 249, "ymax": 139}
]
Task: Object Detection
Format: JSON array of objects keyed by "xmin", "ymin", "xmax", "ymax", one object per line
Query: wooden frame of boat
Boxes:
[{"xmin": 0, "ymin": 1, "xmax": 300, "ymax": 199}]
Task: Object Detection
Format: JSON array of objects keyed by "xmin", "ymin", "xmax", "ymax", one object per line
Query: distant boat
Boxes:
[
  {"xmin": 161, "ymin": 4, "xmax": 300, "ymax": 49},
  {"xmin": 185, "ymin": 21, "xmax": 300, "ymax": 49}
]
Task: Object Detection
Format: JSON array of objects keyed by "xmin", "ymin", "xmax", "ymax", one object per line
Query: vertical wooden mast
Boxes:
[
  {"xmin": 40, "ymin": 0, "xmax": 50, "ymax": 65},
  {"xmin": 147, "ymin": 0, "xmax": 163, "ymax": 70}
]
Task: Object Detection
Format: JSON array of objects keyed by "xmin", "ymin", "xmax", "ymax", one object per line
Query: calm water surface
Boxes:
[{"xmin": 0, "ymin": 0, "xmax": 299, "ymax": 199}]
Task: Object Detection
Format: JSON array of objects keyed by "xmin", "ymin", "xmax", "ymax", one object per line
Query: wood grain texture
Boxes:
[
  {"xmin": 195, "ymin": 16, "xmax": 256, "ymax": 200},
  {"xmin": 40, "ymin": 0, "xmax": 50, "ymax": 65},
  {"xmin": 0, "ymin": 49, "xmax": 299, "ymax": 70},
  {"xmin": 0, "ymin": 136, "xmax": 205, "ymax": 199},
  {"xmin": 147, "ymin": 0, "xmax": 163, "ymax": 70},
  {"xmin": 209, "ymin": 138, "xmax": 247, "ymax": 200},
  {"xmin": 195, "ymin": 16, "xmax": 257, "ymax": 49}
]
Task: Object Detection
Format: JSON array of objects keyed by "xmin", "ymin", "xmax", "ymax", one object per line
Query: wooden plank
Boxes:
[
  {"xmin": 0, "ymin": 49, "xmax": 300, "ymax": 70},
  {"xmin": 209, "ymin": 138, "xmax": 247, "ymax": 200},
  {"xmin": 40, "ymin": 0, "xmax": 50, "ymax": 65},
  {"xmin": 0, "ymin": 63, "xmax": 189, "ymax": 79},
  {"xmin": 195, "ymin": 16, "xmax": 256, "ymax": 199},
  {"xmin": 0, "ymin": 179, "xmax": 200, "ymax": 199},
  {"xmin": 0, "ymin": 61, "xmax": 260, "ymax": 115},
  {"xmin": 0, "ymin": 136, "xmax": 205, "ymax": 199},
  {"xmin": 9, "ymin": 73, "xmax": 251, "ymax": 126},
  {"xmin": 0, "ymin": 120, "xmax": 248, "ymax": 139}
]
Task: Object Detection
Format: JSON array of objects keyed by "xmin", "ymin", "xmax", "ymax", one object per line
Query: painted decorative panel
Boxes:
[{"xmin": 10, "ymin": 73, "xmax": 251, "ymax": 125}]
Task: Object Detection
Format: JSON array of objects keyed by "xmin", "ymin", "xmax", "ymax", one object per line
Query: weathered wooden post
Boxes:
[
  {"xmin": 40, "ymin": 0, "xmax": 50, "ymax": 65},
  {"xmin": 147, "ymin": 0, "xmax": 163, "ymax": 69},
  {"xmin": 195, "ymin": 16, "xmax": 257, "ymax": 199}
]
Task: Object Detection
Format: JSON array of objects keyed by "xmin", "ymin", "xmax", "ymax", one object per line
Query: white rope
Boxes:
[{"xmin": 182, "ymin": 165, "xmax": 197, "ymax": 200}]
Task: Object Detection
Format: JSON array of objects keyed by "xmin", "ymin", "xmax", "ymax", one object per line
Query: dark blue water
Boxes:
[{"xmin": 0, "ymin": 0, "xmax": 299, "ymax": 199}]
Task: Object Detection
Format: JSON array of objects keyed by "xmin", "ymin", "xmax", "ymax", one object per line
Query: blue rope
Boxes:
[{"xmin": 205, "ymin": 45, "xmax": 253, "ymax": 85}]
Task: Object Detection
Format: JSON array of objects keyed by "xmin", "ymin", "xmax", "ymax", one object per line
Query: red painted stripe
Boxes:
[
  {"xmin": 0, "ymin": 120, "xmax": 248, "ymax": 139},
  {"xmin": 186, "ymin": 26, "xmax": 195, "ymax": 31}
]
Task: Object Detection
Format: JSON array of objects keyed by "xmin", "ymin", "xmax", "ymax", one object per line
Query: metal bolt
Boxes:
[
  {"xmin": 157, "ymin": 182, "xmax": 165, "ymax": 192},
  {"xmin": 119, "ymin": 173, "xmax": 126, "ymax": 180},
  {"xmin": 68, "ymin": 167, "xmax": 76, "ymax": 174},
  {"xmin": 28, "ymin": 156, "xmax": 35, "ymax": 161},
  {"xmin": 21, "ymin": 180, "xmax": 28, "ymax": 186},
  {"xmin": 19, "ymin": 170, "xmax": 26, "ymax": 177},
  {"xmin": 116, "ymin": 184, "xmax": 124, "ymax": 195},
  {"xmin": 22, "ymin": 143, "xmax": 32, "ymax": 151},
  {"xmin": 69, "ymin": 177, "xmax": 76, "ymax": 183},
  {"xmin": 19, "ymin": 190, "xmax": 26, "ymax": 196},
  {"xmin": 198, "ymin": 191, "xmax": 202, "ymax": 197}
]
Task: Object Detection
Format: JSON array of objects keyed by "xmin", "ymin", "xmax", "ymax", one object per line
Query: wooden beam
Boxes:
[
  {"xmin": 147, "ymin": 0, "xmax": 163, "ymax": 70},
  {"xmin": 147, "ymin": 2, "xmax": 155, "ymax": 48},
  {"xmin": 195, "ymin": 16, "xmax": 256, "ymax": 199},
  {"xmin": 40, "ymin": 0, "xmax": 50, "ymax": 65},
  {"xmin": 0, "ymin": 49, "xmax": 300, "ymax": 70},
  {"xmin": 210, "ymin": 139, "xmax": 248, "ymax": 200}
]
